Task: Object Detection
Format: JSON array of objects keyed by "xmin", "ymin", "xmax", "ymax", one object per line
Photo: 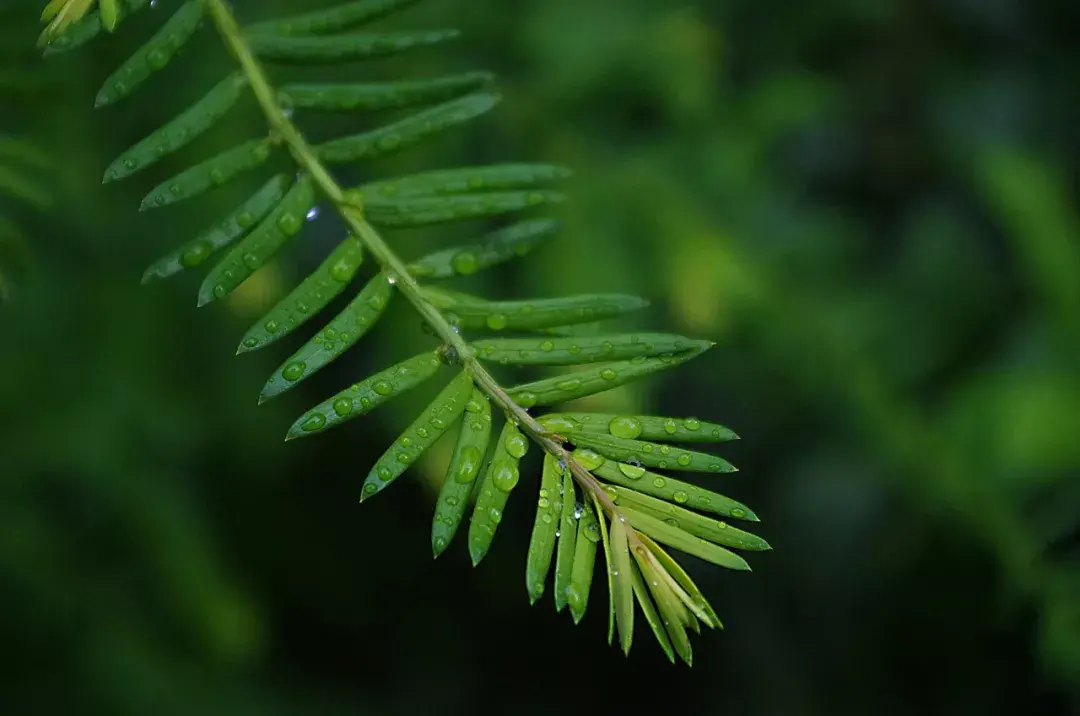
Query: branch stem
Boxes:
[{"xmin": 202, "ymin": 0, "xmax": 622, "ymax": 519}]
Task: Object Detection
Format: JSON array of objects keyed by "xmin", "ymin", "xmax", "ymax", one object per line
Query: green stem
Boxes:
[{"xmin": 201, "ymin": 0, "xmax": 622, "ymax": 520}]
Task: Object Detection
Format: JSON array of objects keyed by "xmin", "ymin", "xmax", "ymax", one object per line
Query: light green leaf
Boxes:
[
  {"xmin": 552, "ymin": 465, "xmax": 578, "ymax": 612},
  {"xmin": 285, "ymin": 350, "xmax": 442, "ymax": 439},
  {"xmin": 280, "ymin": 72, "xmax": 493, "ymax": 113},
  {"xmin": 198, "ymin": 174, "xmax": 316, "ymax": 306},
  {"xmin": 249, "ymin": 29, "xmax": 459, "ymax": 64},
  {"xmin": 621, "ymin": 509, "xmax": 751, "ymax": 572},
  {"xmin": 361, "ymin": 371, "xmax": 473, "ymax": 502},
  {"xmin": 632, "ymin": 548, "xmax": 691, "ymax": 664},
  {"xmin": 609, "ymin": 517, "xmax": 635, "ymax": 655},
  {"xmin": 105, "ymin": 73, "xmax": 249, "ymax": 182},
  {"xmin": 423, "ymin": 288, "xmax": 650, "ymax": 333},
  {"xmin": 141, "ymin": 174, "xmax": 290, "ymax": 284},
  {"xmin": 262, "ymin": 275, "xmax": 395, "ymax": 401},
  {"xmin": 568, "ymin": 499, "xmax": 600, "ymax": 624},
  {"xmin": 589, "ymin": 455, "xmax": 756, "ymax": 521},
  {"xmin": 570, "ymin": 432, "xmax": 736, "ymax": 474},
  {"xmin": 476, "ymin": 333, "xmax": 700, "ymax": 367},
  {"xmin": 433, "ymin": 389, "xmax": 492, "ymax": 557},
  {"xmin": 41, "ymin": 0, "xmax": 150, "ymax": 54},
  {"xmin": 468, "ymin": 422, "xmax": 529, "ymax": 565},
  {"xmin": 94, "ymin": 0, "xmax": 205, "ymax": 107},
  {"xmin": 539, "ymin": 413, "xmax": 737, "ymax": 443},
  {"xmin": 408, "ymin": 218, "xmax": 559, "ymax": 279},
  {"xmin": 140, "ymin": 138, "xmax": 274, "ymax": 210},
  {"xmin": 594, "ymin": 495, "xmax": 616, "ymax": 644},
  {"xmin": 604, "ymin": 485, "xmax": 769, "ymax": 552},
  {"xmin": 366, "ymin": 191, "xmax": 563, "ymax": 228},
  {"xmin": 246, "ymin": 0, "xmax": 423, "ymax": 36},
  {"xmin": 238, "ymin": 236, "xmax": 364, "ymax": 353},
  {"xmin": 629, "ymin": 554, "xmax": 676, "ymax": 664},
  {"xmin": 637, "ymin": 532, "xmax": 721, "ymax": 629},
  {"xmin": 316, "ymin": 93, "xmax": 499, "ymax": 164},
  {"xmin": 508, "ymin": 344, "xmax": 712, "ymax": 408}
]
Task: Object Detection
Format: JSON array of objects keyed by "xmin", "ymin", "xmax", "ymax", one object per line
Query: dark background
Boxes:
[{"xmin": 3, "ymin": 0, "xmax": 1080, "ymax": 713}]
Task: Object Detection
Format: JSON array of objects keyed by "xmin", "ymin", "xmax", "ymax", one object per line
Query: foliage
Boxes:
[{"xmin": 37, "ymin": 0, "xmax": 769, "ymax": 663}]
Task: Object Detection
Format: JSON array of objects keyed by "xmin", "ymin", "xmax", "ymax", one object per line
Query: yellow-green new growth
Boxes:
[{"xmin": 39, "ymin": 0, "xmax": 769, "ymax": 665}]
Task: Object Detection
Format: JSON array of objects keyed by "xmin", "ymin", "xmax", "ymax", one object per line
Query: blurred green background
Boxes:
[{"xmin": 3, "ymin": 0, "xmax": 1080, "ymax": 713}]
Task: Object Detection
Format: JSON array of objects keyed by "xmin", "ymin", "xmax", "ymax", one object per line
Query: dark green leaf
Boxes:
[
  {"xmin": 105, "ymin": 73, "xmax": 248, "ymax": 182},
  {"xmin": 238, "ymin": 236, "xmax": 364, "ymax": 353},
  {"xmin": 433, "ymin": 389, "xmax": 493, "ymax": 557},
  {"xmin": 609, "ymin": 517, "xmax": 635, "ymax": 655},
  {"xmin": 468, "ymin": 421, "xmax": 529, "ymax": 565},
  {"xmin": 285, "ymin": 350, "xmax": 441, "ymax": 439},
  {"xmin": 198, "ymin": 174, "xmax": 316, "ymax": 306},
  {"xmin": 366, "ymin": 190, "xmax": 563, "ymax": 228},
  {"xmin": 408, "ymin": 218, "xmax": 559, "ymax": 279},
  {"xmin": 41, "ymin": 0, "xmax": 150, "ymax": 53},
  {"xmin": 246, "ymin": 0, "xmax": 423, "ymax": 36},
  {"xmin": 140, "ymin": 138, "xmax": 274, "ymax": 210},
  {"xmin": 539, "ymin": 412, "xmax": 737, "ymax": 442},
  {"xmin": 279, "ymin": 72, "xmax": 493, "ymax": 113},
  {"xmin": 141, "ymin": 174, "xmax": 290, "ymax": 284},
  {"xmin": 423, "ymin": 288, "xmax": 650, "ymax": 333},
  {"xmin": 553, "ymin": 464, "xmax": 577, "ymax": 612},
  {"xmin": 94, "ymin": 0, "xmax": 205, "ymax": 107},
  {"xmin": 361, "ymin": 371, "xmax": 473, "ymax": 502},
  {"xmin": 568, "ymin": 499, "xmax": 600, "ymax": 624},
  {"xmin": 262, "ymin": 274, "xmax": 394, "ymax": 401},
  {"xmin": 594, "ymin": 494, "xmax": 616, "ymax": 644},
  {"xmin": 316, "ymin": 93, "xmax": 499, "ymax": 164},
  {"xmin": 358, "ymin": 163, "xmax": 572, "ymax": 199},
  {"xmin": 249, "ymin": 29, "xmax": 459, "ymax": 63},
  {"xmin": 476, "ymin": 333, "xmax": 700, "ymax": 367},
  {"xmin": 570, "ymin": 432, "xmax": 737, "ymax": 474},
  {"xmin": 525, "ymin": 453, "xmax": 562, "ymax": 603},
  {"xmin": 508, "ymin": 344, "xmax": 712, "ymax": 408}
]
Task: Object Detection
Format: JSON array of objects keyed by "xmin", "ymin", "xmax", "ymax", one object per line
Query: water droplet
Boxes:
[
  {"xmin": 539, "ymin": 340, "xmax": 555, "ymax": 352},
  {"xmin": 608, "ymin": 416, "xmax": 643, "ymax": 440},
  {"xmin": 305, "ymin": 206, "xmax": 320, "ymax": 221},
  {"xmin": 677, "ymin": 455, "xmax": 692, "ymax": 466},
  {"xmin": 301, "ymin": 414, "xmax": 326, "ymax": 432},
  {"xmin": 450, "ymin": 251, "xmax": 479, "ymax": 275},
  {"xmin": 538, "ymin": 497, "xmax": 551, "ymax": 509},
  {"xmin": 555, "ymin": 378, "xmax": 581, "ymax": 392},
  {"xmin": 486, "ymin": 313, "xmax": 508, "ymax": 330},
  {"xmin": 236, "ymin": 211, "xmax": 256, "ymax": 228},
  {"xmin": 433, "ymin": 536, "xmax": 447, "ymax": 552},
  {"xmin": 180, "ymin": 242, "xmax": 211, "ymax": 268},
  {"xmin": 362, "ymin": 482, "xmax": 378, "ymax": 496},
  {"xmin": 514, "ymin": 391, "xmax": 538, "ymax": 409},
  {"xmin": 492, "ymin": 465, "xmax": 519, "ymax": 492},
  {"xmin": 572, "ymin": 448, "xmax": 604, "ymax": 471},
  {"xmin": 373, "ymin": 381, "xmax": 394, "ymax": 396},
  {"xmin": 488, "ymin": 506, "xmax": 503, "ymax": 524},
  {"xmin": 730, "ymin": 508, "xmax": 746, "ymax": 519},
  {"xmin": 600, "ymin": 369, "xmax": 618, "ymax": 381},
  {"xmin": 659, "ymin": 445, "xmax": 671, "ymax": 455},
  {"xmin": 265, "ymin": 319, "xmax": 280, "ymax": 334},
  {"xmin": 277, "ymin": 213, "xmax": 302, "ymax": 235},
  {"xmin": 652, "ymin": 477, "xmax": 666, "ymax": 488},
  {"xmin": 642, "ymin": 444, "xmax": 654, "ymax": 454},
  {"xmin": 540, "ymin": 415, "xmax": 580, "ymax": 433},
  {"xmin": 685, "ymin": 418, "xmax": 701, "ymax": 431},
  {"xmin": 330, "ymin": 259, "xmax": 357, "ymax": 282},
  {"xmin": 585, "ymin": 521, "xmax": 601, "ymax": 542},
  {"xmin": 673, "ymin": 491, "xmax": 689, "ymax": 504},
  {"xmin": 242, "ymin": 337, "xmax": 259, "ymax": 349},
  {"xmin": 282, "ymin": 361, "xmax": 306, "ymax": 382},
  {"xmin": 401, "ymin": 437, "xmax": 413, "ymax": 448},
  {"xmin": 455, "ymin": 445, "xmax": 482, "ymax": 483},
  {"xmin": 542, "ymin": 513, "xmax": 553, "ymax": 524},
  {"xmin": 618, "ymin": 462, "xmax": 646, "ymax": 479},
  {"xmin": 505, "ymin": 434, "xmax": 528, "ymax": 458},
  {"xmin": 333, "ymin": 399, "xmax": 352, "ymax": 417},
  {"xmin": 664, "ymin": 419, "xmax": 678, "ymax": 435},
  {"xmin": 572, "ymin": 503, "xmax": 585, "ymax": 520}
]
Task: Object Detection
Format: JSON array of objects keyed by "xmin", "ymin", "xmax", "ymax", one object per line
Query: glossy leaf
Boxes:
[
  {"xmin": 360, "ymin": 371, "xmax": 473, "ymax": 502},
  {"xmin": 476, "ymin": 333, "xmax": 700, "ymax": 367},
  {"xmin": 284, "ymin": 350, "xmax": 441, "ymax": 440},
  {"xmin": 433, "ymin": 389, "xmax": 492, "ymax": 557},
  {"xmin": 408, "ymin": 218, "xmax": 559, "ymax": 279},
  {"xmin": 41, "ymin": 0, "xmax": 150, "ymax": 53},
  {"xmin": 539, "ymin": 412, "xmax": 737, "ymax": 442},
  {"xmin": 525, "ymin": 453, "xmax": 562, "ymax": 603},
  {"xmin": 262, "ymin": 275, "xmax": 394, "ymax": 401},
  {"xmin": 637, "ymin": 533, "xmax": 721, "ymax": 629},
  {"xmin": 587, "ymin": 453, "xmax": 757, "ymax": 521},
  {"xmin": 105, "ymin": 73, "xmax": 248, "ymax": 182},
  {"xmin": 248, "ymin": 29, "xmax": 459, "ymax": 64},
  {"xmin": 468, "ymin": 422, "xmax": 529, "ymax": 565},
  {"xmin": 594, "ymin": 494, "xmax": 616, "ymax": 644},
  {"xmin": 629, "ymin": 553, "xmax": 676, "ymax": 664},
  {"xmin": 94, "ymin": 0, "xmax": 205, "ymax": 107},
  {"xmin": 141, "ymin": 174, "xmax": 289, "ymax": 284},
  {"xmin": 423, "ymin": 289, "xmax": 650, "ymax": 333},
  {"xmin": 238, "ymin": 236, "xmax": 364, "ymax": 353},
  {"xmin": 508, "ymin": 344, "xmax": 712, "ymax": 408},
  {"xmin": 358, "ymin": 163, "xmax": 572, "ymax": 200},
  {"xmin": 569, "ymin": 432, "xmax": 736, "ymax": 474},
  {"xmin": 279, "ymin": 72, "xmax": 492, "ymax": 113},
  {"xmin": 366, "ymin": 191, "xmax": 564, "ymax": 229},
  {"xmin": 198, "ymin": 174, "xmax": 316, "ymax": 306},
  {"xmin": 609, "ymin": 517, "xmax": 635, "ymax": 655},
  {"xmin": 604, "ymin": 484, "xmax": 769, "ymax": 552},
  {"xmin": 99, "ymin": 0, "xmax": 120, "ymax": 32},
  {"xmin": 621, "ymin": 509, "xmax": 751, "ymax": 572},
  {"xmin": 246, "ymin": 0, "xmax": 423, "ymax": 36},
  {"xmin": 552, "ymin": 465, "xmax": 577, "ymax": 612},
  {"xmin": 140, "ymin": 138, "xmax": 274, "ymax": 210},
  {"xmin": 316, "ymin": 93, "xmax": 499, "ymax": 164},
  {"xmin": 568, "ymin": 499, "xmax": 600, "ymax": 624}
]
